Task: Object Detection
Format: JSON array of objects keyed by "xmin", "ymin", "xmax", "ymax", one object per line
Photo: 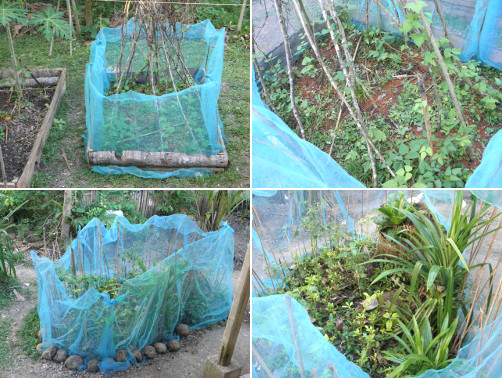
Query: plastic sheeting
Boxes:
[
  {"xmin": 32, "ymin": 215, "xmax": 234, "ymax": 373},
  {"xmin": 85, "ymin": 19, "xmax": 225, "ymax": 178},
  {"xmin": 252, "ymin": 189, "xmax": 502, "ymax": 377},
  {"xmin": 252, "ymin": 73, "xmax": 365, "ymax": 188}
]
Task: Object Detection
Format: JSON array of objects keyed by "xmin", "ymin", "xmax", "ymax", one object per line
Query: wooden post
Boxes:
[
  {"xmin": 217, "ymin": 245, "xmax": 250, "ymax": 366},
  {"xmin": 61, "ymin": 190, "xmax": 73, "ymax": 246},
  {"xmin": 237, "ymin": 0, "xmax": 247, "ymax": 32}
]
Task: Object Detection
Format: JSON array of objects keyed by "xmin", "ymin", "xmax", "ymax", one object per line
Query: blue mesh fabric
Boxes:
[
  {"xmin": 85, "ymin": 19, "xmax": 225, "ymax": 178},
  {"xmin": 32, "ymin": 215, "xmax": 234, "ymax": 374},
  {"xmin": 465, "ymin": 130, "xmax": 502, "ymax": 188},
  {"xmin": 252, "ymin": 72, "xmax": 365, "ymax": 188}
]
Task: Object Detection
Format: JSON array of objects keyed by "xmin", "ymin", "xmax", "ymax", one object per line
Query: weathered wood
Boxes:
[
  {"xmin": 16, "ymin": 68, "xmax": 67, "ymax": 188},
  {"xmin": 0, "ymin": 68, "xmax": 62, "ymax": 79},
  {"xmin": 87, "ymin": 145, "xmax": 229, "ymax": 169},
  {"xmin": 0, "ymin": 77, "xmax": 59, "ymax": 89},
  {"xmin": 218, "ymin": 245, "xmax": 250, "ymax": 366}
]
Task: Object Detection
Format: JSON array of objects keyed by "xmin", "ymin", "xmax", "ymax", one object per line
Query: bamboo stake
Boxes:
[
  {"xmin": 286, "ymin": 295, "xmax": 305, "ymax": 378},
  {"xmin": 237, "ymin": 0, "xmax": 247, "ymax": 32},
  {"xmin": 0, "ymin": 144, "xmax": 7, "ymax": 188},
  {"xmin": 417, "ymin": 74, "xmax": 433, "ymax": 149},
  {"xmin": 272, "ymin": 0, "xmax": 306, "ymax": 139},
  {"xmin": 66, "ymin": 0, "xmax": 73, "ymax": 56}
]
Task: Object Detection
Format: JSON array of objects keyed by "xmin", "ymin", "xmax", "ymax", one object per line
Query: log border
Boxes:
[{"xmin": 3, "ymin": 68, "xmax": 67, "ymax": 188}]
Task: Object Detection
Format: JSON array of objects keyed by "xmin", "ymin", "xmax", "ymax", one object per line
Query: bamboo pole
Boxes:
[{"xmin": 237, "ymin": 0, "xmax": 247, "ymax": 32}]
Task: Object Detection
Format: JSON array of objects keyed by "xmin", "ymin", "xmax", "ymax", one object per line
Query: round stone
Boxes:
[
  {"xmin": 115, "ymin": 349, "xmax": 128, "ymax": 362},
  {"xmin": 87, "ymin": 359, "xmax": 100, "ymax": 373},
  {"xmin": 64, "ymin": 354, "xmax": 84, "ymax": 370},
  {"xmin": 141, "ymin": 345, "xmax": 156, "ymax": 359},
  {"xmin": 153, "ymin": 342, "xmax": 167, "ymax": 354},
  {"xmin": 41, "ymin": 345, "xmax": 57, "ymax": 360},
  {"xmin": 53, "ymin": 349, "xmax": 68, "ymax": 363},
  {"xmin": 167, "ymin": 339, "xmax": 181, "ymax": 352},
  {"xmin": 131, "ymin": 349, "xmax": 142, "ymax": 363},
  {"xmin": 175, "ymin": 324, "xmax": 190, "ymax": 337}
]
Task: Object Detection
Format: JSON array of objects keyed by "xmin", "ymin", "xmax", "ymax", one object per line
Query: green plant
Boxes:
[
  {"xmin": 0, "ymin": 200, "xmax": 27, "ymax": 282},
  {"xmin": 385, "ymin": 316, "xmax": 458, "ymax": 377},
  {"xmin": 195, "ymin": 190, "xmax": 249, "ymax": 232},
  {"xmin": 18, "ymin": 307, "xmax": 40, "ymax": 360},
  {"xmin": 371, "ymin": 193, "xmax": 501, "ymax": 328},
  {"xmin": 373, "ymin": 192, "xmax": 416, "ymax": 230},
  {"xmin": 29, "ymin": 6, "xmax": 73, "ymax": 47}
]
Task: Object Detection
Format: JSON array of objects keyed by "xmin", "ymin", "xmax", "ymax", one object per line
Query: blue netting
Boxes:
[
  {"xmin": 32, "ymin": 215, "xmax": 234, "ymax": 374},
  {"xmin": 85, "ymin": 19, "xmax": 225, "ymax": 178},
  {"xmin": 466, "ymin": 130, "xmax": 502, "ymax": 188},
  {"xmin": 252, "ymin": 189, "xmax": 502, "ymax": 376},
  {"xmin": 252, "ymin": 72, "xmax": 365, "ymax": 188}
]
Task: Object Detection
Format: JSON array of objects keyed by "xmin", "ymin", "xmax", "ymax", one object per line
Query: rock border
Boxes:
[{"xmin": 37, "ymin": 323, "xmax": 191, "ymax": 373}]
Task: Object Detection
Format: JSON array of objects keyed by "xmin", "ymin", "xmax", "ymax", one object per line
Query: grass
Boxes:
[
  {"xmin": 0, "ymin": 319, "xmax": 13, "ymax": 368},
  {"xmin": 18, "ymin": 307, "xmax": 40, "ymax": 361},
  {"xmin": 0, "ymin": 28, "xmax": 249, "ymax": 188}
]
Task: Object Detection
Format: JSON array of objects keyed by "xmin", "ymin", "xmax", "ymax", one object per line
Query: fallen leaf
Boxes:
[
  {"xmin": 1, "ymin": 115, "xmax": 12, "ymax": 123},
  {"xmin": 362, "ymin": 297, "xmax": 379, "ymax": 311},
  {"xmin": 336, "ymin": 317, "xmax": 343, "ymax": 331}
]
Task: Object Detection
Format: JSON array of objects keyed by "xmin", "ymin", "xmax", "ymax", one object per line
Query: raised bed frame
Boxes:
[{"xmin": 0, "ymin": 68, "xmax": 67, "ymax": 188}]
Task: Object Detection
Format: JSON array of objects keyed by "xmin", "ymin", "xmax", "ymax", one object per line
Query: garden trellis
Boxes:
[
  {"xmin": 32, "ymin": 214, "xmax": 234, "ymax": 373},
  {"xmin": 252, "ymin": 190, "xmax": 502, "ymax": 376},
  {"xmin": 85, "ymin": 17, "xmax": 228, "ymax": 178},
  {"xmin": 252, "ymin": 0, "xmax": 502, "ymax": 188}
]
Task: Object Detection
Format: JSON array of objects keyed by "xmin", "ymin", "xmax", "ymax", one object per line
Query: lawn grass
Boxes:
[{"xmin": 0, "ymin": 27, "xmax": 249, "ymax": 188}]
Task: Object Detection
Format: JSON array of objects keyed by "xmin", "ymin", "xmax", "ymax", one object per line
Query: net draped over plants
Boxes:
[
  {"xmin": 85, "ymin": 19, "xmax": 226, "ymax": 178},
  {"xmin": 252, "ymin": 0, "xmax": 502, "ymax": 188},
  {"xmin": 252, "ymin": 190, "xmax": 502, "ymax": 377},
  {"xmin": 31, "ymin": 214, "xmax": 234, "ymax": 373}
]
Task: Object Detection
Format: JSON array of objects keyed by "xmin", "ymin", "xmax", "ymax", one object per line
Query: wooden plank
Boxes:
[
  {"xmin": 16, "ymin": 68, "xmax": 67, "ymax": 188},
  {"xmin": 218, "ymin": 245, "xmax": 250, "ymax": 366},
  {"xmin": 0, "ymin": 68, "xmax": 62, "ymax": 80}
]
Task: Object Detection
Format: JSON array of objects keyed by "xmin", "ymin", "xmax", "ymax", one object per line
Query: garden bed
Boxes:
[
  {"xmin": 260, "ymin": 23, "xmax": 502, "ymax": 187},
  {"xmin": 86, "ymin": 19, "xmax": 228, "ymax": 174},
  {"xmin": 0, "ymin": 68, "xmax": 66, "ymax": 187}
]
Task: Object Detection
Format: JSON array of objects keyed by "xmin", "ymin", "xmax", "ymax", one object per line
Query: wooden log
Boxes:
[
  {"xmin": 16, "ymin": 68, "xmax": 67, "ymax": 188},
  {"xmin": 87, "ymin": 148, "xmax": 229, "ymax": 169},
  {"xmin": 0, "ymin": 77, "xmax": 59, "ymax": 89},
  {"xmin": 0, "ymin": 68, "xmax": 62, "ymax": 79},
  {"xmin": 218, "ymin": 245, "xmax": 250, "ymax": 366}
]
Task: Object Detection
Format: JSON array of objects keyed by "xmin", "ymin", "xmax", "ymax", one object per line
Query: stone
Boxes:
[
  {"xmin": 131, "ymin": 349, "xmax": 142, "ymax": 363},
  {"xmin": 64, "ymin": 354, "xmax": 84, "ymax": 370},
  {"xmin": 115, "ymin": 349, "xmax": 128, "ymax": 362},
  {"xmin": 153, "ymin": 342, "xmax": 167, "ymax": 354},
  {"xmin": 141, "ymin": 345, "xmax": 156, "ymax": 359},
  {"xmin": 37, "ymin": 329, "xmax": 42, "ymax": 340},
  {"xmin": 53, "ymin": 349, "xmax": 68, "ymax": 363},
  {"xmin": 175, "ymin": 324, "xmax": 190, "ymax": 337},
  {"xmin": 167, "ymin": 339, "xmax": 181, "ymax": 352},
  {"xmin": 41, "ymin": 345, "xmax": 57, "ymax": 360},
  {"xmin": 36, "ymin": 343, "xmax": 43, "ymax": 351},
  {"xmin": 87, "ymin": 359, "xmax": 100, "ymax": 373}
]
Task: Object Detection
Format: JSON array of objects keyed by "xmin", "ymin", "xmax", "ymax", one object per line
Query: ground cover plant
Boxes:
[
  {"xmin": 0, "ymin": 0, "xmax": 249, "ymax": 188},
  {"xmin": 268, "ymin": 192, "xmax": 502, "ymax": 377},
  {"xmin": 255, "ymin": 1, "xmax": 502, "ymax": 188}
]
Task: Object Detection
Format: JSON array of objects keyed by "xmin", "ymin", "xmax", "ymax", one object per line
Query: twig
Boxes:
[
  {"xmin": 61, "ymin": 146, "xmax": 71, "ymax": 170},
  {"xmin": 0, "ymin": 144, "xmax": 7, "ymax": 187}
]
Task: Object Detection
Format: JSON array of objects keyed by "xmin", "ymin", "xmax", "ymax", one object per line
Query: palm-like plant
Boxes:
[
  {"xmin": 384, "ymin": 315, "xmax": 459, "ymax": 377},
  {"xmin": 0, "ymin": 0, "xmax": 27, "ymax": 90},
  {"xmin": 371, "ymin": 192, "xmax": 502, "ymax": 328},
  {"xmin": 196, "ymin": 190, "xmax": 249, "ymax": 232}
]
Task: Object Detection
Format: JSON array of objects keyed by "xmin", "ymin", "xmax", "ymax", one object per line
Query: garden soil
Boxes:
[
  {"xmin": 0, "ymin": 88, "xmax": 55, "ymax": 182},
  {"xmin": 0, "ymin": 217, "xmax": 250, "ymax": 377}
]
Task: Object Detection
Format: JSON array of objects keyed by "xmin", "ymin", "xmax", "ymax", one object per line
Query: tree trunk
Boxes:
[
  {"xmin": 61, "ymin": 190, "xmax": 73, "ymax": 246},
  {"xmin": 6, "ymin": 24, "xmax": 21, "ymax": 92}
]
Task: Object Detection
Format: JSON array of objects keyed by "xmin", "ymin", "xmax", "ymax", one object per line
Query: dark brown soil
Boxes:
[{"xmin": 0, "ymin": 88, "xmax": 54, "ymax": 182}]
